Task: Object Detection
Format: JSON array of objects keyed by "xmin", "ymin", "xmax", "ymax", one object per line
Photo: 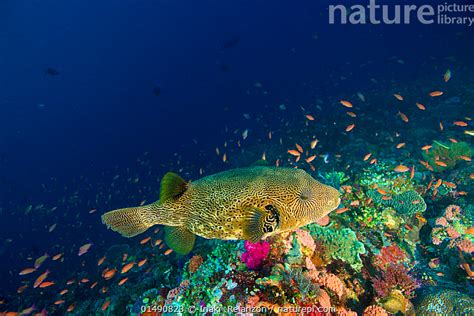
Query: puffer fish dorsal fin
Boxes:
[
  {"xmin": 159, "ymin": 172, "xmax": 188, "ymax": 203},
  {"xmin": 164, "ymin": 226, "xmax": 196, "ymax": 255},
  {"xmin": 250, "ymin": 159, "xmax": 269, "ymax": 167},
  {"xmin": 243, "ymin": 206, "xmax": 279, "ymax": 243}
]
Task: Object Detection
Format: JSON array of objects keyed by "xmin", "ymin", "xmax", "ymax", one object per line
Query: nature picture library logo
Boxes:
[{"xmin": 329, "ymin": 0, "xmax": 474, "ymax": 26}]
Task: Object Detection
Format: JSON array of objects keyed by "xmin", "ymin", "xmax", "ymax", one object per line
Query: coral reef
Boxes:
[
  {"xmin": 414, "ymin": 288, "xmax": 474, "ymax": 315},
  {"xmin": 307, "ymin": 225, "xmax": 366, "ymax": 272},
  {"xmin": 422, "ymin": 141, "xmax": 473, "ymax": 172},
  {"xmin": 370, "ymin": 263, "xmax": 419, "ymax": 298},
  {"xmin": 241, "ymin": 241, "xmax": 270, "ymax": 270},
  {"xmin": 367, "ymin": 189, "xmax": 426, "ymax": 216},
  {"xmin": 431, "ymin": 205, "xmax": 474, "ymax": 254},
  {"xmin": 363, "ymin": 305, "xmax": 389, "ymax": 316}
]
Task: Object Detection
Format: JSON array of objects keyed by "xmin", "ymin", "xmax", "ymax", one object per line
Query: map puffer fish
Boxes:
[{"xmin": 101, "ymin": 166, "xmax": 340, "ymax": 255}]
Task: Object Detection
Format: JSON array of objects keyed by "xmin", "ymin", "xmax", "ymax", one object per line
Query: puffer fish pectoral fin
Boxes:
[
  {"xmin": 242, "ymin": 206, "xmax": 279, "ymax": 243},
  {"xmin": 164, "ymin": 226, "xmax": 196, "ymax": 255},
  {"xmin": 101, "ymin": 203, "xmax": 159, "ymax": 238},
  {"xmin": 159, "ymin": 172, "xmax": 188, "ymax": 203}
]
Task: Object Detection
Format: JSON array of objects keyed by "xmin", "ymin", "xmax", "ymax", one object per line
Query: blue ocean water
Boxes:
[{"xmin": 0, "ymin": 0, "xmax": 473, "ymax": 314}]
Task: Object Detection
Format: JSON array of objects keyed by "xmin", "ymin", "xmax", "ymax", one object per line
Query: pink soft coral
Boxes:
[{"xmin": 241, "ymin": 240, "xmax": 270, "ymax": 270}]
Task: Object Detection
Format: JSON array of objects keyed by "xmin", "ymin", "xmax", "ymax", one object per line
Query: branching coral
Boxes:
[
  {"xmin": 373, "ymin": 244, "xmax": 408, "ymax": 270},
  {"xmin": 370, "ymin": 263, "xmax": 419, "ymax": 299}
]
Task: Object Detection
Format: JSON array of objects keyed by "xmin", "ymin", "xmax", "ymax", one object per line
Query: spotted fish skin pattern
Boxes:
[
  {"xmin": 180, "ymin": 167, "xmax": 340, "ymax": 240},
  {"xmin": 102, "ymin": 166, "xmax": 340, "ymax": 242}
]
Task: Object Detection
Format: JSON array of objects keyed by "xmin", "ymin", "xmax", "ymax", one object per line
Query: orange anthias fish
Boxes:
[
  {"xmin": 287, "ymin": 149, "xmax": 300, "ymax": 156},
  {"xmin": 102, "ymin": 300, "xmax": 111, "ymax": 311},
  {"xmin": 398, "ymin": 111, "xmax": 409, "ymax": 123},
  {"xmin": 19, "ymin": 268, "xmax": 36, "ymax": 276},
  {"xmin": 295, "ymin": 143, "xmax": 304, "ymax": 153},
  {"xmin": 39, "ymin": 281, "xmax": 55, "ymax": 288},
  {"xmin": 394, "ymin": 165, "xmax": 410, "ymax": 172},
  {"xmin": 429, "ymin": 91, "xmax": 443, "ymax": 97},
  {"xmin": 340, "ymin": 100, "xmax": 353, "ymax": 108},
  {"xmin": 433, "ymin": 179, "xmax": 443, "ymax": 188},
  {"xmin": 453, "ymin": 121, "xmax": 468, "ymax": 127},
  {"xmin": 121, "ymin": 262, "xmax": 135, "ymax": 274},
  {"xmin": 118, "ymin": 278, "xmax": 129, "ymax": 286},
  {"xmin": 435, "ymin": 161, "xmax": 447, "ymax": 167},
  {"xmin": 33, "ymin": 271, "xmax": 50, "ymax": 288},
  {"xmin": 394, "ymin": 93, "xmax": 404, "ymax": 101},
  {"xmin": 98, "ymin": 256, "xmax": 106, "ymax": 266},
  {"xmin": 305, "ymin": 114, "xmax": 315, "ymax": 121},
  {"xmin": 78, "ymin": 243, "xmax": 92, "ymax": 256},
  {"xmin": 416, "ymin": 102, "xmax": 426, "ymax": 110},
  {"xmin": 102, "ymin": 268, "xmax": 117, "ymax": 280},
  {"xmin": 140, "ymin": 237, "xmax": 151, "ymax": 245},
  {"xmin": 345, "ymin": 124, "xmax": 355, "ymax": 132}
]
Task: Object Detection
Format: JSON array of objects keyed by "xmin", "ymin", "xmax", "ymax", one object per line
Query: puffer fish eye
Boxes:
[{"xmin": 299, "ymin": 188, "xmax": 312, "ymax": 201}]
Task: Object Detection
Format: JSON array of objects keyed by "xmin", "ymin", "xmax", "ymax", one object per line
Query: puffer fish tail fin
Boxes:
[
  {"xmin": 101, "ymin": 203, "xmax": 162, "ymax": 238},
  {"xmin": 164, "ymin": 226, "xmax": 196, "ymax": 255},
  {"xmin": 102, "ymin": 172, "xmax": 189, "ymax": 238}
]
